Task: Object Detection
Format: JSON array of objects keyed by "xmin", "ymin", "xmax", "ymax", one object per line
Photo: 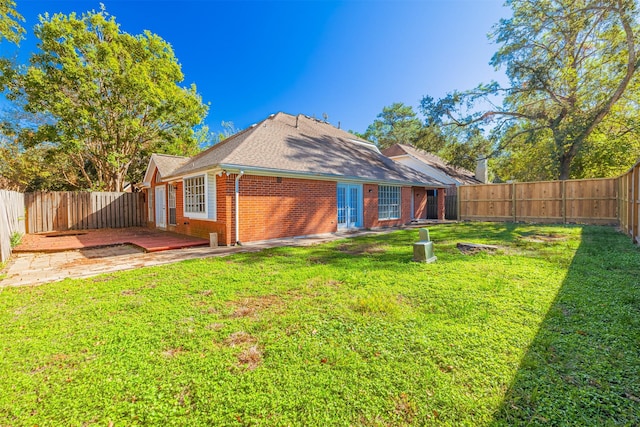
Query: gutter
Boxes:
[
  {"xmin": 214, "ymin": 164, "xmax": 446, "ymax": 188},
  {"xmin": 235, "ymin": 171, "xmax": 244, "ymax": 245}
]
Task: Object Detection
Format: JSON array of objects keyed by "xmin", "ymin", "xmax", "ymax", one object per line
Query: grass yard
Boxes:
[{"xmin": 0, "ymin": 223, "xmax": 639, "ymax": 426}]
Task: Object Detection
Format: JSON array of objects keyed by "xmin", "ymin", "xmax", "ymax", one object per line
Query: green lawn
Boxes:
[{"xmin": 1, "ymin": 223, "xmax": 639, "ymax": 426}]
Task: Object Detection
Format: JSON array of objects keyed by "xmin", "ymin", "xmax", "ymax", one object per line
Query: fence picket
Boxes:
[
  {"xmin": 459, "ymin": 178, "xmax": 619, "ymax": 226},
  {"xmin": 0, "ymin": 190, "xmax": 26, "ymax": 262},
  {"xmin": 23, "ymin": 191, "xmax": 145, "ymax": 233}
]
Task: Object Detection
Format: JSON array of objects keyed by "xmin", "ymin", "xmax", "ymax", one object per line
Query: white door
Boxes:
[
  {"xmin": 337, "ymin": 183, "xmax": 362, "ymax": 229},
  {"xmin": 155, "ymin": 186, "xmax": 166, "ymax": 228}
]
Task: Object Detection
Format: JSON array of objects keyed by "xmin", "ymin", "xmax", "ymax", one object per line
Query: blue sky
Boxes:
[{"xmin": 10, "ymin": 0, "xmax": 509, "ymax": 135}]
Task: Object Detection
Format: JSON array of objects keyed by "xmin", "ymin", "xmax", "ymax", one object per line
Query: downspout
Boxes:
[{"xmin": 235, "ymin": 171, "xmax": 244, "ymax": 245}]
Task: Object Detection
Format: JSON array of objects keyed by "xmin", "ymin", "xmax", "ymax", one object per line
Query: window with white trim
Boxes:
[
  {"xmin": 184, "ymin": 175, "xmax": 206, "ymax": 215},
  {"xmin": 378, "ymin": 185, "xmax": 401, "ymax": 220},
  {"xmin": 168, "ymin": 184, "xmax": 177, "ymax": 225},
  {"xmin": 147, "ymin": 190, "xmax": 154, "ymax": 222}
]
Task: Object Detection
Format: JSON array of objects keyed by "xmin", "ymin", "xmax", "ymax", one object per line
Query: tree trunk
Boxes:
[{"xmin": 559, "ymin": 153, "xmax": 573, "ymax": 180}]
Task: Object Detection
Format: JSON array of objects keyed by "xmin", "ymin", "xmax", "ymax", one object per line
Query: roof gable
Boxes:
[
  {"xmin": 382, "ymin": 144, "xmax": 481, "ymax": 185},
  {"xmin": 142, "ymin": 154, "xmax": 189, "ymax": 186}
]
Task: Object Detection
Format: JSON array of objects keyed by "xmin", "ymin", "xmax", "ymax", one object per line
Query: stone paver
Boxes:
[{"xmin": 1, "ymin": 228, "xmax": 411, "ymax": 288}]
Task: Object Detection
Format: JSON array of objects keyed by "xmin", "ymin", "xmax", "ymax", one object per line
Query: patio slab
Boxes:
[{"xmin": 13, "ymin": 227, "xmax": 210, "ymax": 253}]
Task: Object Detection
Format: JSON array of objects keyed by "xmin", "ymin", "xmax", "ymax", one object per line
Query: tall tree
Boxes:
[
  {"xmin": 0, "ymin": 0, "xmax": 24, "ymax": 45},
  {"xmin": 360, "ymin": 102, "xmax": 489, "ymax": 172},
  {"xmin": 363, "ymin": 102, "xmax": 422, "ymax": 149},
  {"xmin": 0, "ymin": 0, "xmax": 24, "ymax": 89},
  {"xmin": 11, "ymin": 8, "xmax": 208, "ymax": 191},
  {"xmin": 422, "ymin": 0, "xmax": 640, "ymax": 180}
]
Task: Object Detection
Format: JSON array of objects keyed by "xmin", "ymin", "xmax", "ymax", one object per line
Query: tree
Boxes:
[
  {"xmin": 11, "ymin": 8, "xmax": 208, "ymax": 191},
  {"xmin": 363, "ymin": 102, "xmax": 422, "ymax": 149},
  {"xmin": 360, "ymin": 102, "xmax": 489, "ymax": 172},
  {"xmin": 422, "ymin": 0, "xmax": 640, "ymax": 180},
  {"xmin": 0, "ymin": 0, "xmax": 24, "ymax": 45},
  {"xmin": 0, "ymin": 0, "xmax": 24, "ymax": 88},
  {"xmin": 0, "ymin": 136, "xmax": 76, "ymax": 191}
]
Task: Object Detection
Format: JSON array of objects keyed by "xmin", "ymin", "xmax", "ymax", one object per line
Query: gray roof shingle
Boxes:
[
  {"xmin": 161, "ymin": 113, "xmax": 446, "ymax": 187},
  {"xmin": 151, "ymin": 154, "xmax": 190, "ymax": 179}
]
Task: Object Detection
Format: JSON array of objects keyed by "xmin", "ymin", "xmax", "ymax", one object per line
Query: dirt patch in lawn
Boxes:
[
  {"xmin": 519, "ymin": 233, "xmax": 569, "ymax": 243},
  {"xmin": 457, "ymin": 242, "xmax": 502, "ymax": 255},
  {"xmin": 226, "ymin": 294, "xmax": 284, "ymax": 318},
  {"xmin": 336, "ymin": 242, "xmax": 389, "ymax": 255},
  {"xmin": 236, "ymin": 345, "xmax": 263, "ymax": 370},
  {"xmin": 162, "ymin": 347, "xmax": 186, "ymax": 358},
  {"xmin": 225, "ymin": 331, "xmax": 256, "ymax": 347}
]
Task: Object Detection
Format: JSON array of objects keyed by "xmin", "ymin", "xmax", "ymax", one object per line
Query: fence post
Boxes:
[
  {"xmin": 512, "ymin": 182, "xmax": 516, "ymax": 222},
  {"xmin": 562, "ymin": 180, "xmax": 567, "ymax": 224}
]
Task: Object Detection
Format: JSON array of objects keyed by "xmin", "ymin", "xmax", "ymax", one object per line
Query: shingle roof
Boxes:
[
  {"xmin": 162, "ymin": 113, "xmax": 446, "ymax": 187},
  {"xmin": 151, "ymin": 154, "xmax": 190, "ymax": 178},
  {"xmin": 382, "ymin": 144, "xmax": 481, "ymax": 185}
]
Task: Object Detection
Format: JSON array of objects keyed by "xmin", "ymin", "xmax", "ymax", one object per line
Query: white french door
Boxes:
[
  {"xmin": 337, "ymin": 183, "xmax": 362, "ymax": 229},
  {"xmin": 154, "ymin": 185, "xmax": 166, "ymax": 228}
]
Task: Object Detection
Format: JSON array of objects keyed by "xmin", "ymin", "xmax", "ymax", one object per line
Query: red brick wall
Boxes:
[
  {"xmin": 149, "ymin": 170, "xmax": 232, "ymax": 245},
  {"xmin": 412, "ymin": 186, "xmax": 427, "ymax": 220},
  {"xmin": 149, "ymin": 168, "xmax": 417, "ymax": 244},
  {"xmin": 364, "ymin": 184, "xmax": 412, "ymax": 228},
  {"xmin": 232, "ymin": 175, "xmax": 337, "ymax": 243},
  {"xmin": 363, "ymin": 183, "xmax": 378, "ymax": 228},
  {"xmin": 401, "ymin": 186, "xmax": 412, "ymax": 223}
]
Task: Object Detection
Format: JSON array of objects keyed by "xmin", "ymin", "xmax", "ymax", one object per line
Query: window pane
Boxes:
[
  {"xmin": 378, "ymin": 185, "xmax": 400, "ymax": 220},
  {"xmin": 184, "ymin": 176, "xmax": 206, "ymax": 214}
]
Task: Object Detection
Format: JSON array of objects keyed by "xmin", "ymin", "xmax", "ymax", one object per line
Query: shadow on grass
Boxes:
[
  {"xmin": 492, "ymin": 226, "xmax": 640, "ymax": 425},
  {"xmin": 233, "ymin": 222, "xmax": 528, "ymax": 269}
]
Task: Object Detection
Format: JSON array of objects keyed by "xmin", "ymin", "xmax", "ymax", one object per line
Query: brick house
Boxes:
[
  {"xmin": 142, "ymin": 113, "xmax": 447, "ymax": 246},
  {"xmin": 382, "ymin": 143, "xmax": 484, "ymax": 220}
]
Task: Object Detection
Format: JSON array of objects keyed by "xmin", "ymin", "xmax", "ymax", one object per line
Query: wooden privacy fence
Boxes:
[
  {"xmin": 619, "ymin": 160, "xmax": 640, "ymax": 243},
  {"xmin": 459, "ymin": 178, "xmax": 619, "ymax": 225},
  {"xmin": 25, "ymin": 191, "xmax": 146, "ymax": 234},
  {"xmin": 0, "ymin": 190, "xmax": 26, "ymax": 263}
]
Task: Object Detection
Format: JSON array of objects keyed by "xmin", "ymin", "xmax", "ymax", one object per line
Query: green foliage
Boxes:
[
  {"xmin": 11, "ymin": 7, "xmax": 208, "ymax": 191},
  {"xmin": 363, "ymin": 102, "xmax": 423, "ymax": 149},
  {"xmin": 9, "ymin": 232, "xmax": 21, "ymax": 248},
  {"xmin": 0, "ymin": 128, "xmax": 80, "ymax": 191},
  {"xmin": 0, "ymin": 0, "xmax": 24, "ymax": 90},
  {"xmin": 0, "ymin": 0, "xmax": 24, "ymax": 45},
  {"xmin": 198, "ymin": 120, "xmax": 240, "ymax": 149},
  {"xmin": 361, "ymin": 102, "xmax": 490, "ymax": 173},
  {"xmin": 422, "ymin": 0, "xmax": 640, "ymax": 180},
  {"xmin": 1, "ymin": 224, "xmax": 638, "ymax": 425}
]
